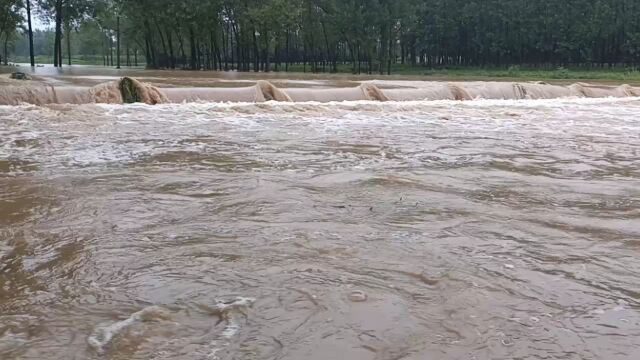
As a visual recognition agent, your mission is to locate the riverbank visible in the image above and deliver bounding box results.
[286,64,640,82]
[5,59,640,83]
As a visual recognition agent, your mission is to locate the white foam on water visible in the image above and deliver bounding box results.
[207,344,222,360]
[214,296,255,311]
[3,95,638,174]
[0,331,28,353]
[214,297,255,339]
[94,96,640,115]
[221,321,241,338]
[1,96,639,118]
[87,305,169,354]
[191,297,256,359]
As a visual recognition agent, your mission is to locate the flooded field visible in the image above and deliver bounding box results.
[1,68,640,360]
[3,64,639,88]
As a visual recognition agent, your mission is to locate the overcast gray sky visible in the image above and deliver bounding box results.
[32,19,48,30]
[22,8,52,30]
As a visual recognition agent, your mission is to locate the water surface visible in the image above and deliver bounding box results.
[1,98,639,359]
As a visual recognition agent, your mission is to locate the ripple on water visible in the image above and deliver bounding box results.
[1,97,639,359]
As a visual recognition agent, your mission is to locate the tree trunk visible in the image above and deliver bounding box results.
[212,30,222,71]
[210,32,216,70]
[196,39,202,69]
[410,35,416,66]
[54,27,58,66]
[321,21,332,73]
[3,34,8,65]
[143,20,155,67]
[109,35,113,66]
[221,23,229,71]
[346,40,357,74]
[166,29,175,68]
[232,24,239,71]
[53,0,63,67]
[274,32,280,71]
[66,25,71,66]
[174,27,186,67]
[116,15,121,69]
[387,23,393,75]
[263,29,270,72]
[252,29,260,72]
[155,20,169,67]
[144,37,152,67]
[379,25,387,75]
[58,34,63,66]
[26,0,35,66]
[189,26,197,70]
[285,28,289,71]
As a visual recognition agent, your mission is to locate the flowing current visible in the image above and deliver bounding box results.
[1,97,639,360]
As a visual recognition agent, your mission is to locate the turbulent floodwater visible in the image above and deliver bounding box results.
[1,98,640,360]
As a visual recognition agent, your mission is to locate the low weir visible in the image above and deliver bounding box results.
[1,77,639,105]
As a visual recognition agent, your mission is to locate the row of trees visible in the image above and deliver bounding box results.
[0,0,23,64]
[1,0,85,66]
[4,0,640,73]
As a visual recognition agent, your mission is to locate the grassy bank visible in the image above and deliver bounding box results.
[389,64,640,82]
[286,64,640,82]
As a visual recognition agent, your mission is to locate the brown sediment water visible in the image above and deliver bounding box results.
[515,82,573,99]
[456,82,524,100]
[0,80,125,105]
[162,84,267,103]
[382,83,472,101]
[0,77,168,106]
[1,73,640,359]
[257,80,293,101]
[568,83,640,98]
[119,76,168,105]
[282,84,380,102]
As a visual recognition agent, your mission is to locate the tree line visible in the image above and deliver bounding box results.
[3,0,640,73]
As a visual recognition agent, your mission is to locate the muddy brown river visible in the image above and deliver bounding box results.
[1,67,640,360]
